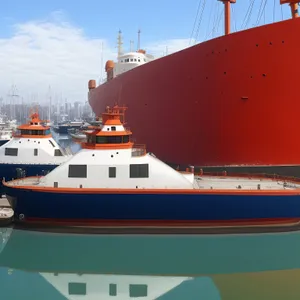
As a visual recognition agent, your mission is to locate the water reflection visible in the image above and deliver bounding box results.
[1,229,300,299]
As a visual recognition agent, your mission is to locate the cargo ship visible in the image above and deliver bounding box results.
[88,0,300,177]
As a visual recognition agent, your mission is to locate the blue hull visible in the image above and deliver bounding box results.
[0,164,58,195]
[4,186,300,226]
[0,140,9,146]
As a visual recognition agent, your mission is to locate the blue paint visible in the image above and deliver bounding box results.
[5,186,300,222]
[0,164,59,194]
[0,140,9,146]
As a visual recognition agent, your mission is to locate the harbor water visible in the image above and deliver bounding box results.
[1,132,299,299]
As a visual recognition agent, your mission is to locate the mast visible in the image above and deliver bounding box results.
[137,29,141,50]
[280,0,299,19]
[219,0,236,35]
[117,30,123,57]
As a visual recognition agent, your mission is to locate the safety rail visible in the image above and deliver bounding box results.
[195,170,300,184]
[131,144,146,157]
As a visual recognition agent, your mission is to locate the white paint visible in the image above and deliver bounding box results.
[113,52,155,77]
[101,125,127,132]
[41,273,191,300]
[0,136,71,165]
[38,148,194,189]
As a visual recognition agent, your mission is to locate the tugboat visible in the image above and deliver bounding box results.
[4,106,300,228]
[0,110,72,195]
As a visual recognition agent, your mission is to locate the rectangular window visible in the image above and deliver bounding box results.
[111,126,116,131]
[68,283,86,295]
[129,284,148,297]
[54,149,63,156]
[109,284,117,296]
[5,148,18,156]
[34,149,38,156]
[109,167,116,178]
[130,164,149,178]
[68,165,87,178]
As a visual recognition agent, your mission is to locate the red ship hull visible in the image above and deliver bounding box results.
[89,18,300,173]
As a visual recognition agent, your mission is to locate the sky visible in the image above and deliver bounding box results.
[0,0,293,104]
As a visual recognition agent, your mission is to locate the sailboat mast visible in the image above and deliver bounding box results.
[219,0,236,35]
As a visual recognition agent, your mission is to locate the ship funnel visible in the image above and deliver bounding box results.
[88,80,96,90]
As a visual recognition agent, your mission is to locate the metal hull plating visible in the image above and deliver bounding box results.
[5,187,300,226]
[89,18,300,169]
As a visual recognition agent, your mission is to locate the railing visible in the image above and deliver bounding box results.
[131,144,146,157]
[195,170,300,184]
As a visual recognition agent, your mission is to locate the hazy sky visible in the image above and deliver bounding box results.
[0,0,293,104]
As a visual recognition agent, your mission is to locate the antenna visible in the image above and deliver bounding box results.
[117,30,123,57]
[130,40,134,52]
[7,84,19,121]
[137,29,141,50]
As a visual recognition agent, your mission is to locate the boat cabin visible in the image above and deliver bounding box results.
[37,106,194,189]
[0,111,71,164]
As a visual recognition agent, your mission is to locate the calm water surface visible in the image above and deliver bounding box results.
[1,228,300,299]
[1,133,298,299]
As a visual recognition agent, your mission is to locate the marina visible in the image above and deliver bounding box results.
[2,105,300,232]
[2,1,300,298]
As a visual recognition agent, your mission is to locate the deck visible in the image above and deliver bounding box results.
[193,176,300,190]
[5,175,300,190]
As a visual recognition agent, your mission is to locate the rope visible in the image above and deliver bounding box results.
[256,0,268,26]
[194,0,207,43]
[189,0,202,45]
[241,0,255,29]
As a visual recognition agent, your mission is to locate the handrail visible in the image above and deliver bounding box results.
[195,170,300,184]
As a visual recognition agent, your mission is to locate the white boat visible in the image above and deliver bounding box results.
[0,110,72,195]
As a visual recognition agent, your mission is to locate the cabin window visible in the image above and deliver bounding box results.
[109,284,117,296]
[138,59,140,62]
[108,136,122,144]
[134,58,137,62]
[34,149,38,156]
[68,283,86,295]
[125,58,129,62]
[109,167,116,178]
[5,148,18,156]
[54,182,58,188]
[96,136,123,144]
[130,164,149,178]
[54,149,63,156]
[111,126,116,131]
[130,58,133,62]
[49,140,55,147]
[68,165,87,178]
[129,284,148,297]
[123,135,129,143]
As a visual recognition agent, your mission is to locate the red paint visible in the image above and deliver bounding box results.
[89,18,300,167]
